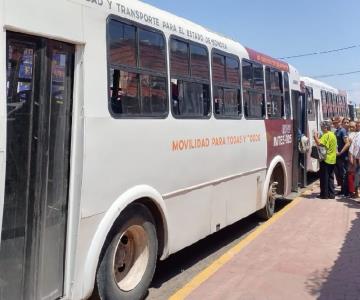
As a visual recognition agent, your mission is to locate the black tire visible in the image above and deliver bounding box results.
[96,203,158,300]
[257,181,276,220]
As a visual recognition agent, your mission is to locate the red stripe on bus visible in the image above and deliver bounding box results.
[246,47,289,72]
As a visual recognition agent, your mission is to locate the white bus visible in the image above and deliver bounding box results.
[300,77,348,173]
[0,1,301,299]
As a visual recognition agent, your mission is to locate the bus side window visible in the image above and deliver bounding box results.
[265,67,284,119]
[242,60,265,119]
[321,90,327,119]
[170,38,210,118]
[283,72,291,119]
[108,19,168,118]
[307,87,315,121]
[212,52,241,118]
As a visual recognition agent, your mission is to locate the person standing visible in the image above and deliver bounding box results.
[348,121,357,141]
[333,117,351,195]
[347,121,357,196]
[314,121,337,199]
[349,123,360,198]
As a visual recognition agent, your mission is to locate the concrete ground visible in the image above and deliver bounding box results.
[181,183,360,300]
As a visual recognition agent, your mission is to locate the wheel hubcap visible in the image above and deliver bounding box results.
[113,225,149,291]
[268,182,277,213]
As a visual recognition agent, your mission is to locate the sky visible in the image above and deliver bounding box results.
[143,0,360,104]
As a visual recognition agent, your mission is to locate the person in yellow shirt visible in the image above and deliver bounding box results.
[314,121,337,199]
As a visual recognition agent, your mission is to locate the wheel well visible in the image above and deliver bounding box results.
[135,198,165,258]
[100,198,165,264]
[272,163,285,195]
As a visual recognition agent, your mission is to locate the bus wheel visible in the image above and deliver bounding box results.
[257,181,277,220]
[96,203,158,300]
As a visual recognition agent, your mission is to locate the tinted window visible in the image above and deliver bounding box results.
[242,60,252,88]
[226,57,240,85]
[212,54,226,83]
[224,89,240,114]
[170,39,189,77]
[270,95,283,118]
[110,70,140,115]
[139,29,166,72]
[321,90,327,118]
[141,75,167,114]
[284,72,291,119]
[266,67,284,119]
[212,53,241,118]
[171,38,211,119]
[321,90,326,101]
[108,20,168,118]
[307,87,315,121]
[244,91,264,118]
[242,60,265,119]
[110,69,167,116]
[172,79,210,117]
[253,63,264,90]
[109,21,136,66]
[190,44,209,79]
[271,70,281,91]
[326,92,331,103]
[214,87,241,117]
[326,92,332,116]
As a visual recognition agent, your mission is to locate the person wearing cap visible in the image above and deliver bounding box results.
[333,116,351,195]
[314,121,337,199]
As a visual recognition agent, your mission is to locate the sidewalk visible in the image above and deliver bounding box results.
[183,183,360,300]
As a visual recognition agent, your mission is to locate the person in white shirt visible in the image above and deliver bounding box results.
[348,121,357,142]
[349,121,360,198]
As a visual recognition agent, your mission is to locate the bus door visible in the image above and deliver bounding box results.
[291,90,307,191]
[0,32,74,300]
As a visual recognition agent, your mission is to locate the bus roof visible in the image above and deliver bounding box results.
[301,76,339,94]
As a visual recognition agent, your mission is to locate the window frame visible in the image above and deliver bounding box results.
[241,58,266,120]
[169,35,211,119]
[106,15,169,119]
[212,49,242,120]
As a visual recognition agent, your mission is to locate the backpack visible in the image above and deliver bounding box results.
[298,135,310,154]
